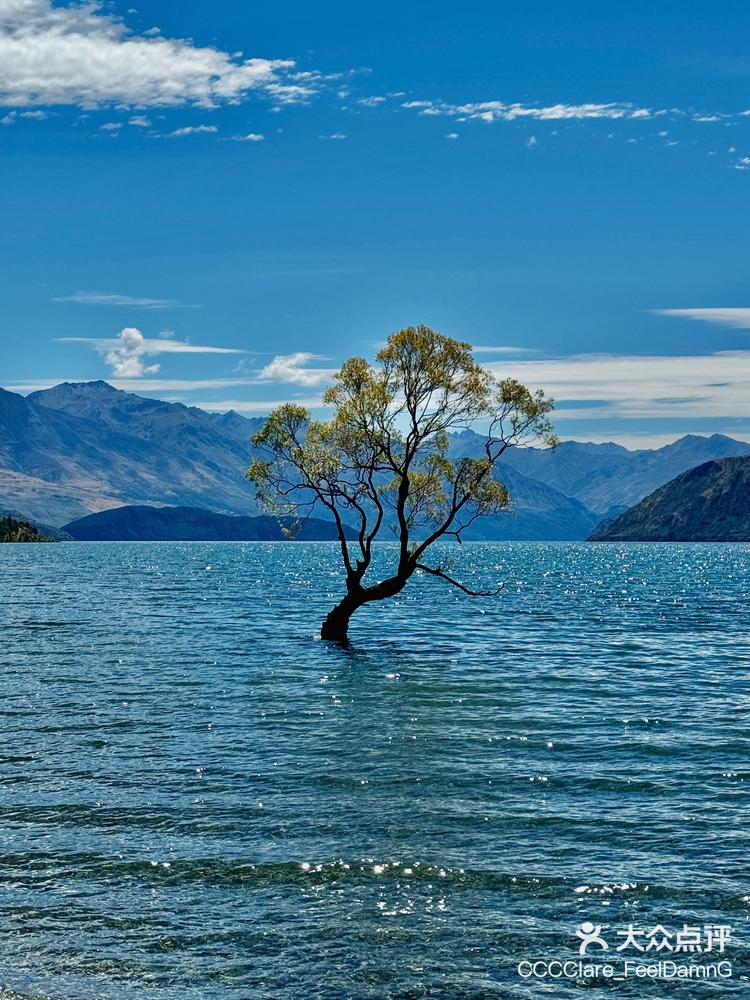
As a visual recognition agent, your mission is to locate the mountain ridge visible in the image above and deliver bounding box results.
[63,505,357,542]
[2,381,749,539]
[589,456,750,541]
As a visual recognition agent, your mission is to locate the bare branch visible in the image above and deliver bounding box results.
[415,562,504,597]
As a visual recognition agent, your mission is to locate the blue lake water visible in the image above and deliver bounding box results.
[1,541,749,998]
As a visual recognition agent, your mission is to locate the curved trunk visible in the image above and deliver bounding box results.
[320,573,412,642]
[320,594,363,642]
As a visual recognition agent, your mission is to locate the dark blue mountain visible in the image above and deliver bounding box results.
[590,455,750,541]
[64,505,355,542]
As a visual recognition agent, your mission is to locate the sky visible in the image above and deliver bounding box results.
[3,0,750,448]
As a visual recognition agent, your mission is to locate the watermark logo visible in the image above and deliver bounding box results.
[517,922,735,983]
[576,922,609,955]
[585,922,732,955]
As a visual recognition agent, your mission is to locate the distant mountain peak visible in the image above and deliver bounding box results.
[51,379,119,393]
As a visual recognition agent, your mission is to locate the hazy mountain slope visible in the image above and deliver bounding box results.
[63,506,356,542]
[449,429,750,512]
[1,383,263,522]
[589,456,750,541]
[484,436,632,499]
[578,434,750,512]
[0,467,113,525]
[445,435,601,539]
[459,465,602,540]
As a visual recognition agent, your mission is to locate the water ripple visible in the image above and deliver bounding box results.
[1,541,749,998]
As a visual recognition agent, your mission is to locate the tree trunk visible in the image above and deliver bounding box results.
[320,594,363,642]
[320,574,412,642]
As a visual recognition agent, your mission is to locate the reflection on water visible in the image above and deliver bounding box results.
[1,541,749,997]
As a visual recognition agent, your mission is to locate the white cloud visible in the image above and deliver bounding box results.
[654,308,750,329]
[471,345,537,355]
[319,132,346,140]
[484,350,750,421]
[402,98,655,123]
[445,132,459,140]
[128,114,150,127]
[102,327,160,377]
[169,124,217,137]
[526,135,538,148]
[58,327,246,378]
[0,1,321,109]
[232,131,264,142]
[358,95,386,107]
[5,376,262,393]
[200,396,328,413]
[52,290,191,309]
[258,352,336,386]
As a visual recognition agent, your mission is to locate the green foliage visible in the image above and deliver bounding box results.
[0,515,52,543]
[247,324,555,617]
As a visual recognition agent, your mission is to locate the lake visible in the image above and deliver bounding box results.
[1,542,749,998]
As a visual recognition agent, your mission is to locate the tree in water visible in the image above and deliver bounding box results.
[247,325,556,641]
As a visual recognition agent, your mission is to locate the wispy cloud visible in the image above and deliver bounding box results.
[59,327,245,378]
[231,132,265,142]
[654,308,750,330]
[52,291,195,309]
[471,345,537,355]
[198,396,329,413]
[4,377,261,394]
[402,99,656,123]
[169,125,218,138]
[485,350,750,421]
[0,1,323,109]
[9,345,750,438]
[258,352,337,386]
[1,108,48,123]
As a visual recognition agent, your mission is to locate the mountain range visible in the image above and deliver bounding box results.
[1,380,749,539]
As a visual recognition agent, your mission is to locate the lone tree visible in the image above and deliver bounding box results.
[248,325,555,641]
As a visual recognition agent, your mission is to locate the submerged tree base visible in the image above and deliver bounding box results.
[320,597,361,641]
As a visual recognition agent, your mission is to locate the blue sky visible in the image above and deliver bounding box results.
[3,0,750,447]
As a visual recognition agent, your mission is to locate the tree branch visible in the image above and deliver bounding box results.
[415,562,504,597]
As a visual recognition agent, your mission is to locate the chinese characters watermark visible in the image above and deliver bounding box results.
[517,921,735,983]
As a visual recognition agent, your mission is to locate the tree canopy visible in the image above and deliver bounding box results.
[0,515,52,543]
[248,325,556,640]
